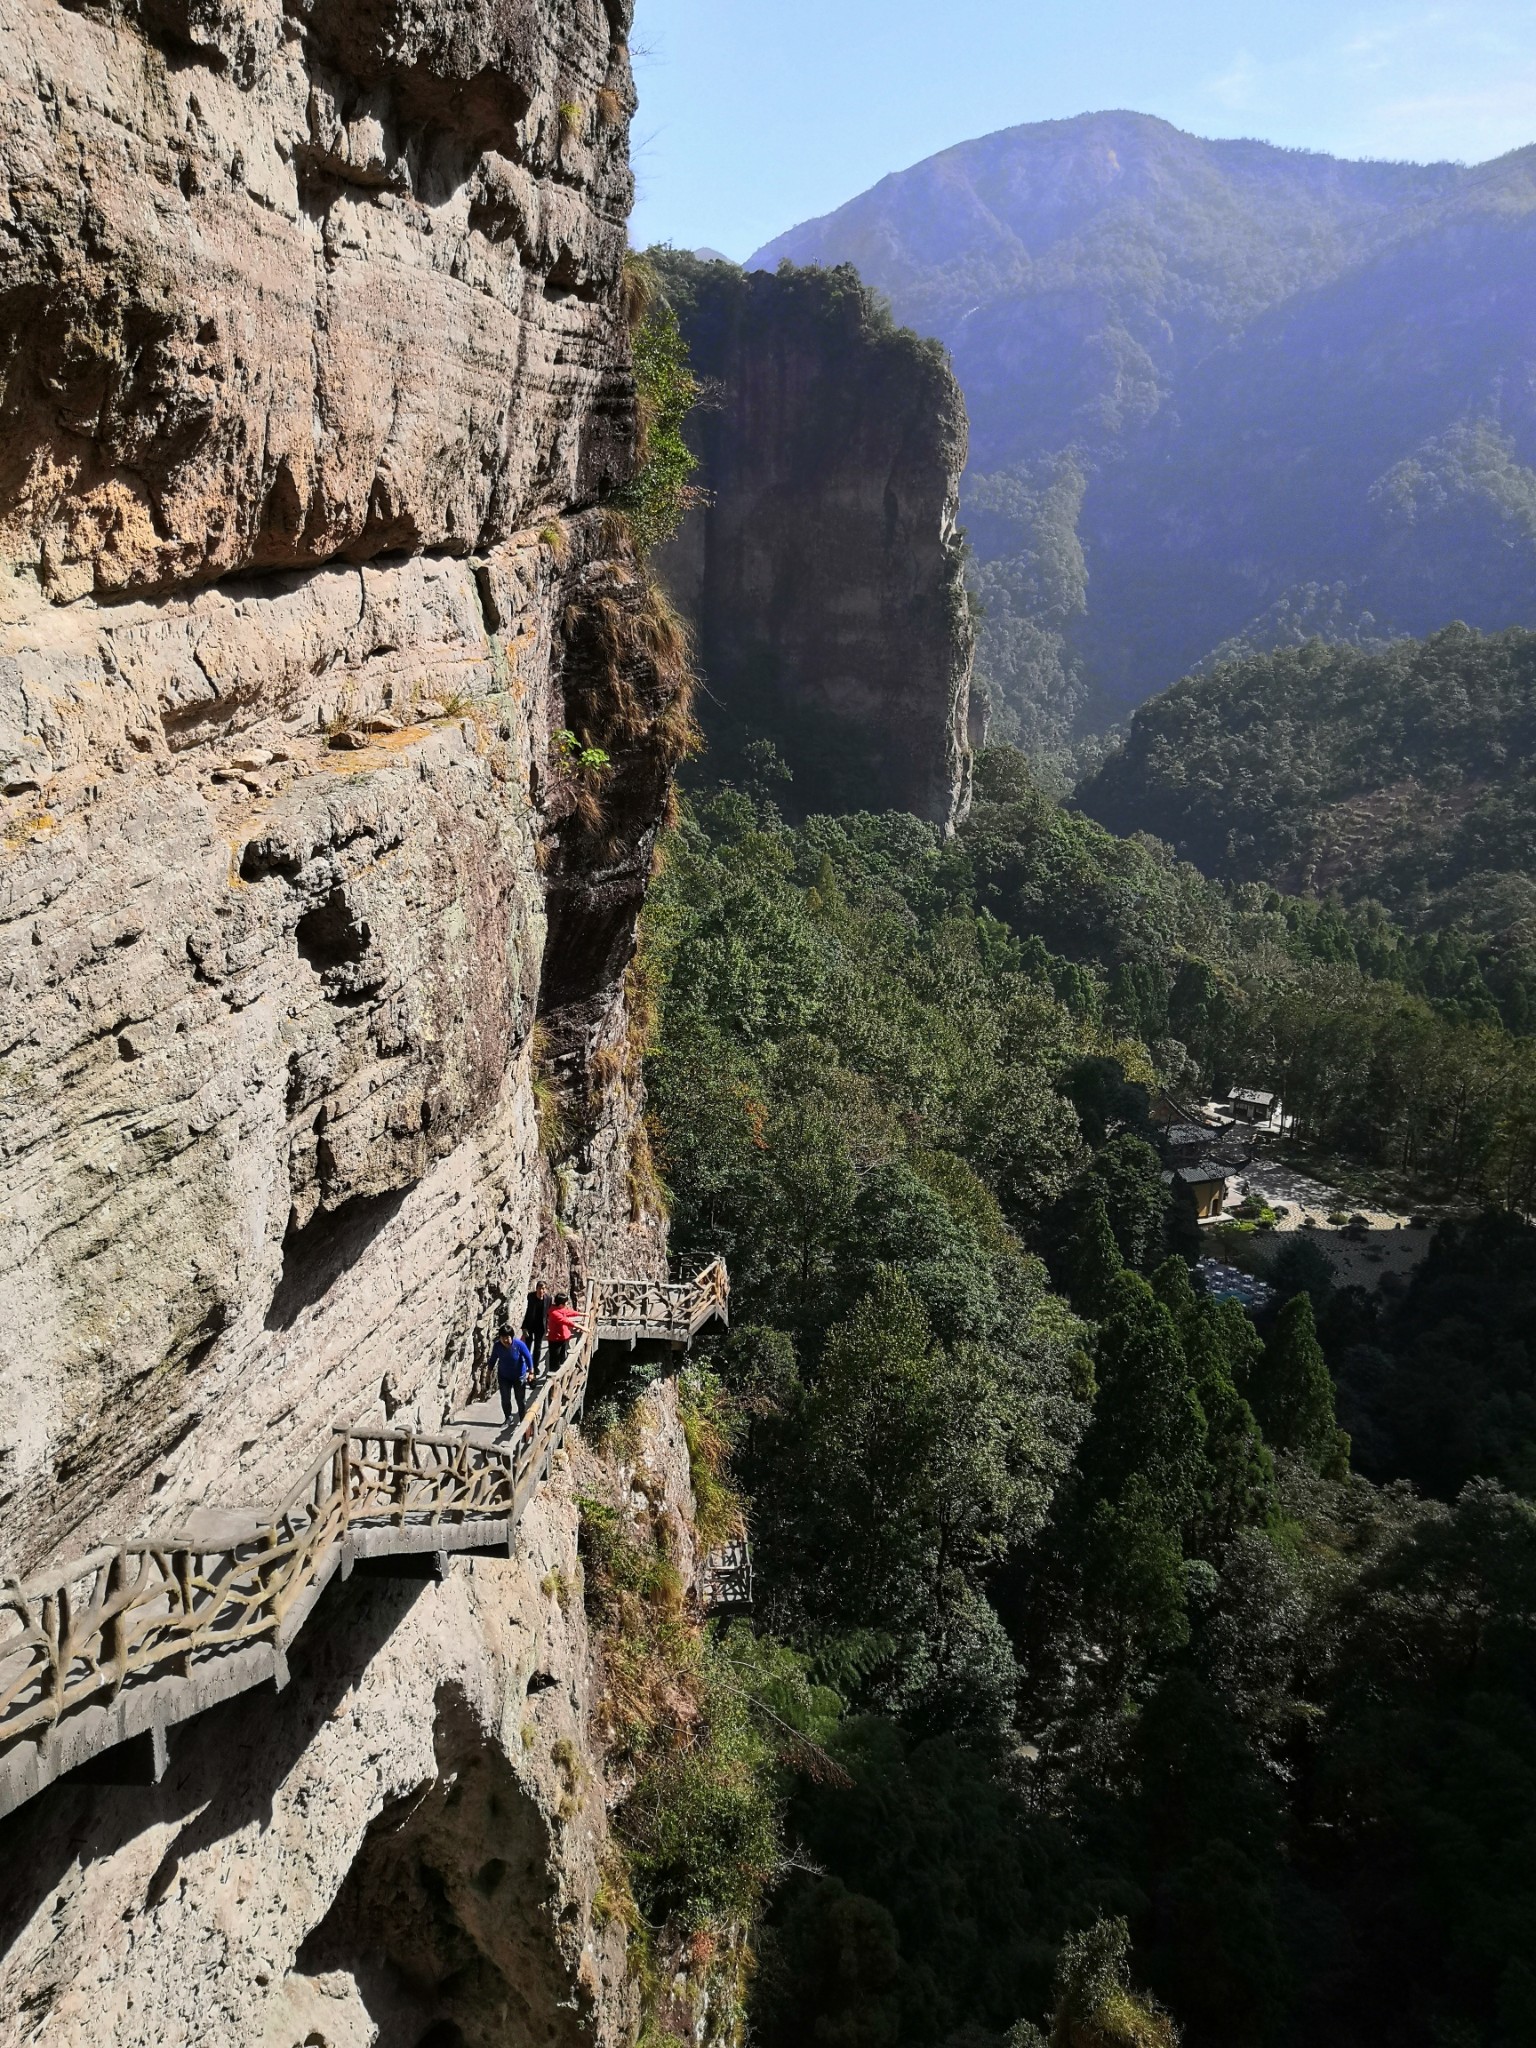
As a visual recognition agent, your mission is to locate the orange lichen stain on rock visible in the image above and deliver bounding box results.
[323,720,455,766]
[1,811,56,856]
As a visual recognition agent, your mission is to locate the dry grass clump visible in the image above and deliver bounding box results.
[625,939,662,1060]
[678,1370,743,1555]
[559,560,700,778]
[579,1497,701,1766]
[570,943,669,1222]
[621,252,657,334]
[627,1116,671,1225]
[593,1841,642,1933]
[568,771,607,834]
[530,1021,570,1159]
[589,1040,626,1095]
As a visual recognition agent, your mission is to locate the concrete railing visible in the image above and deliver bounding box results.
[0,1260,727,1821]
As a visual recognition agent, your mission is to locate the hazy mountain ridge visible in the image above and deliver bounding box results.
[1077,624,1536,1022]
[750,114,1536,749]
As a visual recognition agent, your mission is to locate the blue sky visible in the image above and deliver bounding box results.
[628,0,1536,258]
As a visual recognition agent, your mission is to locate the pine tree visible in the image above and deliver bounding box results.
[1151,1253,1199,1335]
[1069,1193,1124,1319]
[1183,1314,1278,1542]
[1085,1272,1210,1527]
[1252,1293,1343,1473]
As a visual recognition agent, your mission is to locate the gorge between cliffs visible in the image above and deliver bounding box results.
[7,8,1532,2048]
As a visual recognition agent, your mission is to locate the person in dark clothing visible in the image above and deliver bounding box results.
[522,1280,549,1377]
[545,1293,580,1375]
[491,1326,535,1428]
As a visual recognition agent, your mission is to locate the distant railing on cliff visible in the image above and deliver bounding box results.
[0,1259,728,1822]
[594,1258,731,1345]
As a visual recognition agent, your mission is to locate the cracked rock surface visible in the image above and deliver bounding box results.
[0,1383,702,2048]
[0,0,667,1579]
[0,0,637,603]
[0,6,686,2036]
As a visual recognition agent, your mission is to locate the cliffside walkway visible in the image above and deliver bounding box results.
[0,1259,729,1823]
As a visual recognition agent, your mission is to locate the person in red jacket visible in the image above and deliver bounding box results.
[545,1293,581,1375]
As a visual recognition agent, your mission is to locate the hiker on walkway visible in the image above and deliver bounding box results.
[522,1279,549,1377]
[491,1324,535,1428]
[545,1292,581,1375]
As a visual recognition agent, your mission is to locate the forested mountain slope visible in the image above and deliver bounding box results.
[640,751,1536,2048]
[1077,626,1536,1026]
[750,114,1536,748]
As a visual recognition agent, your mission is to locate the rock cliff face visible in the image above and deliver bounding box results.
[0,0,695,2035]
[651,255,976,830]
[0,1379,703,2048]
[0,0,682,1578]
[0,0,636,603]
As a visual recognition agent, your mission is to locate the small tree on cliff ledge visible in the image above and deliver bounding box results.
[617,255,704,554]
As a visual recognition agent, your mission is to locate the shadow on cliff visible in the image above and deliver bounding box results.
[267,1186,411,1330]
[0,1571,427,1955]
[295,1682,588,2048]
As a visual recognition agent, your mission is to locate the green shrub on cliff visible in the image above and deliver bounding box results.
[617,260,703,554]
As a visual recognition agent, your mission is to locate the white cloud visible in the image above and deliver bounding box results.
[1357,75,1536,160]
[1187,5,1536,164]
[1205,50,1261,110]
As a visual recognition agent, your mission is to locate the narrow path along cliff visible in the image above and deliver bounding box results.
[0,0,717,2040]
[0,1264,729,1824]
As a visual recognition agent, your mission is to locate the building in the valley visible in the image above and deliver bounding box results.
[1224,1086,1282,1130]
[1164,1122,1216,1158]
[1176,1161,1231,1219]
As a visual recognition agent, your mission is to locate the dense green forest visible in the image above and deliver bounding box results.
[1078,626,1536,1034]
[598,750,1536,2048]
[749,113,1536,749]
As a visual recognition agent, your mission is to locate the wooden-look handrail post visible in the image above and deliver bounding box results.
[44,1587,65,1727]
[335,1435,352,1528]
[259,1519,286,1638]
[172,1549,195,1678]
[392,1435,413,1526]
[103,1550,128,1699]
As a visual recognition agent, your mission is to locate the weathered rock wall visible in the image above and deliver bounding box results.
[0,1378,702,2048]
[651,253,977,830]
[0,0,636,601]
[0,0,679,1579]
[0,8,698,2038]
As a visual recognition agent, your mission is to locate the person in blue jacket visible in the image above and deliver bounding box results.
[490,1323,535,1429]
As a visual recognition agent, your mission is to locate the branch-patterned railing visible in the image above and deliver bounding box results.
[0,1259,727,1814]
[595,1257,730,1342]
